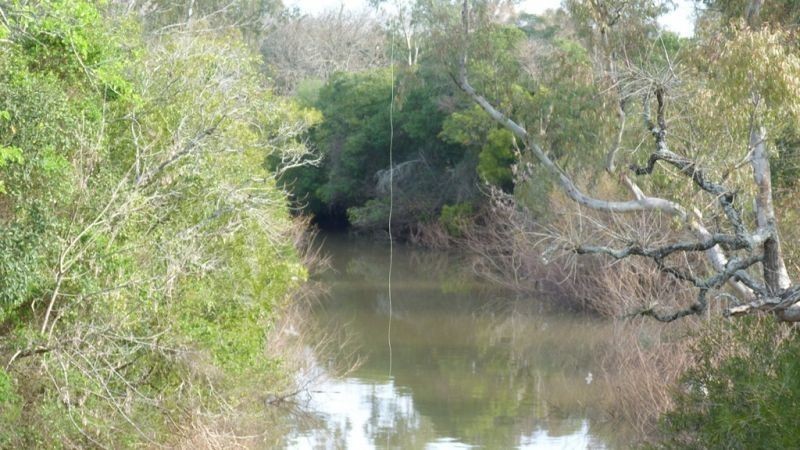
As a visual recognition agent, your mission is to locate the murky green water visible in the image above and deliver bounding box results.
[283,234,629,449]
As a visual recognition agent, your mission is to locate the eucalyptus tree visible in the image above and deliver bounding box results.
[696,0,800,25]
[454,0,800,321]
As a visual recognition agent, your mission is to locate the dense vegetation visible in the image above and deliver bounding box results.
[275,6,540,233]
[4,0,800,447]
[0,0,315,446]
[267,0,800,447]
[274,2,669,238]
[659,317,800,449]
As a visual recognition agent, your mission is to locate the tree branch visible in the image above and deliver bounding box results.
[575,233,749,261]
[633,90,750,239]
[455,1,686,219]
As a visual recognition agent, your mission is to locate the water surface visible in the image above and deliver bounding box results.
[283,235,626,449]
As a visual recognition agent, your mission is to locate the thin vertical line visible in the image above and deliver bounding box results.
[388,28,395,379]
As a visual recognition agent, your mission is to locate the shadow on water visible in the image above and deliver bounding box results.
[281,233,634,449]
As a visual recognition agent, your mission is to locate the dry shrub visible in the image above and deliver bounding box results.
[598,319,697,440]
[543,177,711,317]
[461,177,708,318]
[406,220,454,249]
[458,190,576,304]
[288,216,332,275]
[173,415,266,450]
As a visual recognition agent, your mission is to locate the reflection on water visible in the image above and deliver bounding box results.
[283,234,624,449]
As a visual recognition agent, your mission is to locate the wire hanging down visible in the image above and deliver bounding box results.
[387,30,395,378]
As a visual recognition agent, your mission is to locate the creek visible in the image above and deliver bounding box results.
[282,234,632,449]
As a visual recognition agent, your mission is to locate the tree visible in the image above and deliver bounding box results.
[280,62,480,233]
[696,0,800,27]
[454,0,800,321]
[261,7,388,93]
[123,0,282,45]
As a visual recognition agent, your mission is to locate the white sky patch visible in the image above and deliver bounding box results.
[286,0,696,37]
[659,0,696,37]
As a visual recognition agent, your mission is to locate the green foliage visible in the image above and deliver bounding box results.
[0,368,17,405]
[566,0,670,56]
[465,23,529,109]
[772,124,800,189]
[439,18,611,210]
[283,5,621,233]
[0,1,313,445]
[439,202,474,237]
[477,128,516,191]
[13,0,135,97]
[699,0,800,26]
[658,318,800,449]
[0,145,23,167]
[521,39,610,169]
[295,78,325,107]
[283,64,476,231]
[309,69,394,212]
[176,223,304,375]
[0,145,22,194]
[440,105,496,150]
[0,0,122,323]
[711,24,800,121]
[348,197,392,230]
[0,368,21,448]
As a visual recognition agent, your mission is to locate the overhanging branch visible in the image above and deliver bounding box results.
[455,0,686,219]
[453,0,800,321]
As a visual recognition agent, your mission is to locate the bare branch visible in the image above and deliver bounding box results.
[575,233,748,261]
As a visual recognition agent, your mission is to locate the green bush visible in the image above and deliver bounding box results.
[439,202,474,237]
[478,128,517,191]
[657,317,800,449]
[0,368,21,447]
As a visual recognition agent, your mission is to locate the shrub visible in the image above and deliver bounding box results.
[439,202,474,238]
[656,317,800,449]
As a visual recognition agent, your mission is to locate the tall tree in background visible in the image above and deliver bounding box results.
[261,7,388,93]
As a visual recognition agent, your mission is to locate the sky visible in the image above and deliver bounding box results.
[285,0,697,37]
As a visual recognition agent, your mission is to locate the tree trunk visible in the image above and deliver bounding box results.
[750,116,791,294]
